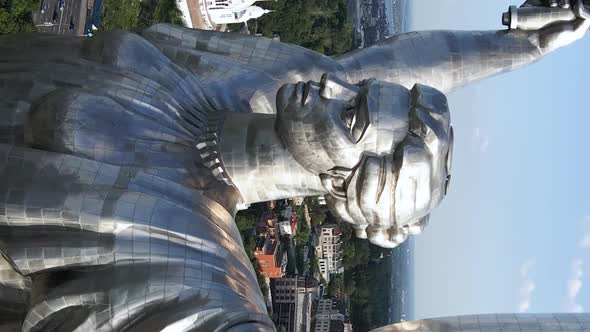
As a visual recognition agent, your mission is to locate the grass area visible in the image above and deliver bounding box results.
[100,0,184,31]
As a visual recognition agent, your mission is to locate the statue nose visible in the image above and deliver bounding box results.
[319,73,359,100]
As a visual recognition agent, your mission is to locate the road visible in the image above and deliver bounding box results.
[33,0,89,36]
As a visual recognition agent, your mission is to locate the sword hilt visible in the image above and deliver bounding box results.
[502,4,589,30]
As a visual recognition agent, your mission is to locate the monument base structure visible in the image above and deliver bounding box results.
[372,313,590,332]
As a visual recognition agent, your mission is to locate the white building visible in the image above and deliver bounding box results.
[200,0,274,28]
[176,0,274,31]
[278,220,292,235]
[278,207,297,236]
[317,225,343,282]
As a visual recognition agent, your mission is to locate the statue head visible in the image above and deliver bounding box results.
[276,73,411,173]
[276,74,454,248]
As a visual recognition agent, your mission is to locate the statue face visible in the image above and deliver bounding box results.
[276,73,411,174]
[277,75,454,248]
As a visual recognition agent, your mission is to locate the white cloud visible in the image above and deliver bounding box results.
[518,258,536,313]
[479,139,490,153]
[474,127,481,138]
[473,127,490,153]
[565,259,584,313]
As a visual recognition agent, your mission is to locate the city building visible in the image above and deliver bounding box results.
[255,212,286,278]
[318,225,344,282]
[177,0,273,30]
[278,207,298,236]
[175,0,211,29]
[271,276,320,332]
[372,313,590,332]
[292,197,304,206]
[255,236,286,279]
[208,6,271,25]
[314,298,348,332]
[199,0,273,28]
[257,212,278,237]
[279,220,293,235]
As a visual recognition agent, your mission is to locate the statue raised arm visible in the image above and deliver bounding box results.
[0,1,587,331]
[138,0,589,115]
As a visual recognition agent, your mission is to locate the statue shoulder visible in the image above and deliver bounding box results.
[141,24,343,77]
[0,143,271,331]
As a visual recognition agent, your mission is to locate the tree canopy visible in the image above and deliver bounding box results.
[0,0,37,34]
[100,0,184,31]
[338,222,394,331]
[236,0,353,56]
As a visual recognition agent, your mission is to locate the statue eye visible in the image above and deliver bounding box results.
[341,95,370,143]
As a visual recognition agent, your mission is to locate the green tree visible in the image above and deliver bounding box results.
[327,274,344,297]
[101,0,184,31]
[0,0,37,34]
[236,0,353,56]
[294,215,310,245]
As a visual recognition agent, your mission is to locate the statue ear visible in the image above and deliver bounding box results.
[319,167,352,201]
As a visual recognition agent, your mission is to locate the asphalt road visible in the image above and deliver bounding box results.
[33,0,88,36]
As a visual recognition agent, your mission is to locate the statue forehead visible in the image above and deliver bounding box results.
[410,83,449,112]
[352,81,450,162]
[364,80,449,115]
[365,80,411,120]
[361,80,411,153]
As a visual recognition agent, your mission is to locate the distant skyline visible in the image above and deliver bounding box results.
[408,0,590,319]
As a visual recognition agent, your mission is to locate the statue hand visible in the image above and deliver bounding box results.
[521,0,590,52]
[573,0,590,20]
[520,0,570,8]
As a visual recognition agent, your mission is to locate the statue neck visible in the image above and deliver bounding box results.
[216,112,326,205]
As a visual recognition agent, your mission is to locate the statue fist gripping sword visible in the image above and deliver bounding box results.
[0,1,587,330]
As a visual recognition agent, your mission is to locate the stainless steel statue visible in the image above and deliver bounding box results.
[0,0,588,330]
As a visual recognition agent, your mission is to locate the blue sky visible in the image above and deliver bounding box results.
[408,0,590,319]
